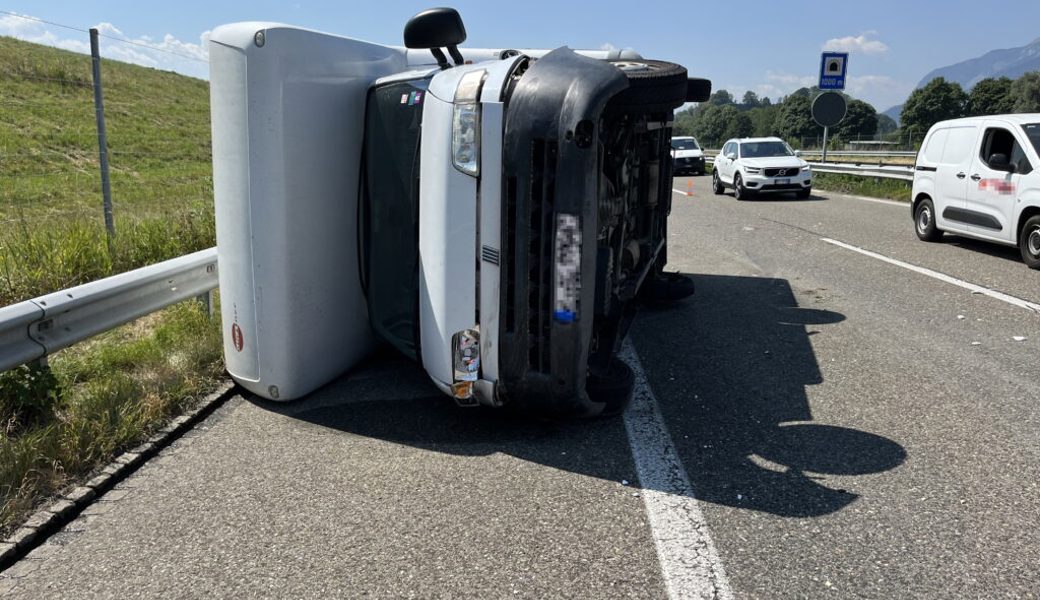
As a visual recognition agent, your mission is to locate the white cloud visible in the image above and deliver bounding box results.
[0,12,209,79]
[823,32,888,55]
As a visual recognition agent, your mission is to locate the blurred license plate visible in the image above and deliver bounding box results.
[776,178,790,185]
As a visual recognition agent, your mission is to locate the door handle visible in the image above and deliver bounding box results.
[956,172,966,179]
[970,174,982,181]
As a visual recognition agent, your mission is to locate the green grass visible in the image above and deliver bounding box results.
[813,172,912,202]
[0,35,214,305]
[0,299,224,534]
[0,37,225,534]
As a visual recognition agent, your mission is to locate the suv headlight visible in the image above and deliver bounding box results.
[452,70,486,177]
[554,214,581,324]
[801,164,812,171]
[744,166,762,174]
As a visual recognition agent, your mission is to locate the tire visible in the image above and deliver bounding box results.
[797,187,811,200]
[733,173,750,200]
[914,198,942,242]
[587,357,635,417]
[712,170,724,195]
[607,59,688,113]
[1020,215,1040,269]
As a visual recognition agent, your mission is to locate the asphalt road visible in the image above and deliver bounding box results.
[4,175,1039,598]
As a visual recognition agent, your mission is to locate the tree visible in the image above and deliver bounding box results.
[722,110,754,140]
[692,104,750,146]
[833,99,878,139]
[748,105,779,137]
[742,91,760,108]
[967,77,1014,116]
[775,94,816,143]
[1010,71,1040,112]
[760,96,772,107]
[900,77,968,135]
[707,89,734,106]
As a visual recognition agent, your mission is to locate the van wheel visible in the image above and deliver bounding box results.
[587,357,635,417]
[914,199,942,242]
[1020,215,1040,269]
[712,170,724,195]
[607,60,688,113]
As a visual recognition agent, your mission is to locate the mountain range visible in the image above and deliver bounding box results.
[883,38,1040,124]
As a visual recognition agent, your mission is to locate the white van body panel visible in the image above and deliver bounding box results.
[210,23,406,400]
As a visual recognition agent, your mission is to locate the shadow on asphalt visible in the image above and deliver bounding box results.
[631,274,905,517]
[943,233,1025,265]
[249,274,905,519]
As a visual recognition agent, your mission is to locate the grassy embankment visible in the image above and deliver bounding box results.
[0,36,224,534]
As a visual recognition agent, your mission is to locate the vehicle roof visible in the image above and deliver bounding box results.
[931,113,1040,129]
[731,137,784,144]
[672,136,698,140]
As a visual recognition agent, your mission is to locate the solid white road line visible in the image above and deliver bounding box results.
[621,341,734,600]
[672,188,692,195]
[831,193,906,208]
[821,237,1040,314]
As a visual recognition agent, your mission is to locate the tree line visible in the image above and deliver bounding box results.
[901,72,1040,136]
[676,71,1040,149]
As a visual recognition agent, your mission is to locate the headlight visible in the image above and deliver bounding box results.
[554,214,581,324]
[451,327,480,400]
[452,70,486,177]
[745,167,762,174]
[801,164,811,171]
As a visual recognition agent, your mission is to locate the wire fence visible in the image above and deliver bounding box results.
[0,22,214,305]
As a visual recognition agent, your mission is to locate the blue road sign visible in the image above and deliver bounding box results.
[819,52,849,90]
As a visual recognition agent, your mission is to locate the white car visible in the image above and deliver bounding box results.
[911,114,1040,269]
[711,137,812,200]
[671,136,705,175]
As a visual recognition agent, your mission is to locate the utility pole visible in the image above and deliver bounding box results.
[90,28,115,243]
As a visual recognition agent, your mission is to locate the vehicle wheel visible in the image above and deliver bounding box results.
[797,187,811,199]
[587,357,635,417]
[607,59,688,113]
[712,170,724,195]
[1020,215,1040,269]
[914,198,943,242]
[733,173,750,200]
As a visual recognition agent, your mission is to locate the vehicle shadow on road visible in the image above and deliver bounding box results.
[943,234,1024,265]
[631,273,906,517]
[248,275,904,519]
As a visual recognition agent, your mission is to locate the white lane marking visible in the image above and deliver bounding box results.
[821,237,1040,314]
[621,341,734,600]
[672,188,693,195]
[836,193,906,208]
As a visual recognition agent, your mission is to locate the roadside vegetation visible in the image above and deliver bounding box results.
[812,172,912,203]
[0,37,224,534]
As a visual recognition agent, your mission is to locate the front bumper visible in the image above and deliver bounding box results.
[742,169,812,192]
[673,156,705,173]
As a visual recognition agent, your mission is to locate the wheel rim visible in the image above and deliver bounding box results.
[1028,226,1040,257]
[613,61,653,73]
[735,175,743,196]
[713,171,719,189]
[917,206,932,234]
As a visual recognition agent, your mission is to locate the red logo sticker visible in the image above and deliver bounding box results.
[231,323,244,352]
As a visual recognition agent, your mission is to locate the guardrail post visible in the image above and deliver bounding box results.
[90,28,115,244]
[196,290,213,319]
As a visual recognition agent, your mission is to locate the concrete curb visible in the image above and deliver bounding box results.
[0,380,237,572]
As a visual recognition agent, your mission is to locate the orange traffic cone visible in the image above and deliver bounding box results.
[686,179,693,197]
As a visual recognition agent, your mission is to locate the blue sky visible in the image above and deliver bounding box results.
[3,1,1040,111]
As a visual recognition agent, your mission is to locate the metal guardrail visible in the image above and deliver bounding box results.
[0,247,218,373]
[702,156,914,182]
[705,149,917,158]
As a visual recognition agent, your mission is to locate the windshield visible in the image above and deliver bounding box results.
[740,141,794,158]
[1024,123,1040,156]
[672,138,700,150]
[361,78,429,360]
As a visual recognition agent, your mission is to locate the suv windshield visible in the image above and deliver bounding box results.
[361,78,429,360]
[740,141,794,158]
[672,139,700,150]
[1024,123,1040,156]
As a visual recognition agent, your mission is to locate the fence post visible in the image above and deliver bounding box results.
[90,28,115,243]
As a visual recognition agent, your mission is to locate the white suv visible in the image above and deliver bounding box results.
[712,137,812,199]
[911,114,1040,269]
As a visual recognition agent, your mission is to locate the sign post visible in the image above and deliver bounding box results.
[816,52,849,161]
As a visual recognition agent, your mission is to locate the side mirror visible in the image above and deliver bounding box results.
[794,150,803,157]
[404,7,467,67]
[726,152,737,161]
[988,153,1014,172]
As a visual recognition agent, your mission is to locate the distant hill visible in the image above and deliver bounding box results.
[916,38,1040,90]
[882,104,902,126]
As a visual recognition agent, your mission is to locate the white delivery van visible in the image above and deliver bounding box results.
[911,114,1040,269]
[670,136,705,175]
[210,8,710,416]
